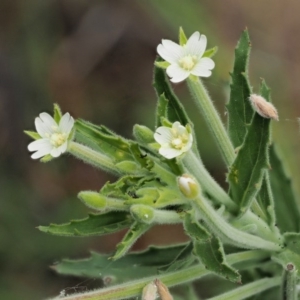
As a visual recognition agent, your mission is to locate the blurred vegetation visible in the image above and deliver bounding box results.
[1,0,300,299]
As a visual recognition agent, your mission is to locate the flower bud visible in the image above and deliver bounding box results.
[142,281,157,300]
[155,279,173,300]
[130,205,155,224]
[133,124,155,144]
[177,174,200,199]
[249,94,279,121]
[78,191,106,209]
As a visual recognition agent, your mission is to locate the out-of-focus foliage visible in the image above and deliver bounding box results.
[1,0,300,299]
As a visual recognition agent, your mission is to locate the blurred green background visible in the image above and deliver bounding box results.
[1,0,300,299]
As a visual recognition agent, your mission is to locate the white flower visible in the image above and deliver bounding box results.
[28,112,74,159]
[157,31,215,83]
[154,121,193,159]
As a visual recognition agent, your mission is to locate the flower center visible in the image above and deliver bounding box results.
[179,55,197,70]
[171,138,183,149]
[50,133,67,147]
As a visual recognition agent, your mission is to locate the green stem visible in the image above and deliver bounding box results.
[50,251,268,300]
[192,194,282,251]
[281,264,297,300]
[68,141,120,174]
[208,277,281,300]
[187,77,235,166]
[183,151,280,243]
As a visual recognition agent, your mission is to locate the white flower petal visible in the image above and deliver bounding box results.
[57,142,68,154]
[39,113,57,129]
[31,148,52,159]
[191,57,215,77]
[186,32,207,57]
[28,138,52,152]
[159,147,182,159]
[157,39,184,63]
[166,65,190,83]
[172,121,186,135]
[50,147,63,158]
[154,127,174,145]
[59,113,74,134]
[182,134,193,152]
[35,117,53,137]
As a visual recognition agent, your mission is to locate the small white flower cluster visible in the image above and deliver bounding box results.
[154,121,193,159]
[28,112,74,159]
[157,31,215,83]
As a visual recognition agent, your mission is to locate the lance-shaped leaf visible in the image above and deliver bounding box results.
[228,80,271,216]
[38,212,132,237]
[256,171,276,227]
[153,59,191,127]
[75,119,134,163]
[273,233,300,274]
[226,29,253,148]
[269,145,300,233]
[111,222,152,260]
[184,212,241,283]
[153,60,199,157]
[53,244,190,282]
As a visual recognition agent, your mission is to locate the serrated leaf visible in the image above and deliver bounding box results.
[228,80,271,216]
[24,130,41,140]
[38,212,132,237]
[272,233,300,273]
[194,237,241,283]
[75,119,134,162]
[111,222,151,260]
[53,244,190,282]
[227,29,253,148]
[203,46,218,58]
[155,93,169,127]
[183,211,241,283]
[269,145,300,233]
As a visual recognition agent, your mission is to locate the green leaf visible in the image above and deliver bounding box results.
[53,244,191,282]
[153,60,192,127]
[228,80,271,216]
[155,93,169,127]
[183,212,241,283]
[75,119,134,162]
[273,233,300,273]
[227,29,253,148]
[179,27,187,45]
[111,222,151,260]
[194,237,241,283]
[38,212,132,237]
[203,46,218,58]
[256,171,276,227]
[24,130,41,140]
[154,61,170,69]
[269,145,300,233]
[53,103,62,123]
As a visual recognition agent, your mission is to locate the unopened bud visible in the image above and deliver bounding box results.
[78,191,106,209]
[142,281,157,300]
[155,279,173,300]
[133,124,155,144]
[249,94,279,121]
[177,174,200,199]
[130,205,155,224]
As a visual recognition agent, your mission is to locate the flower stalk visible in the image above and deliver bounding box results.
[49,251,268,300]
[186,77,235,166]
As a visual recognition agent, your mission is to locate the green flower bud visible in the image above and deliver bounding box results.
[130,205,155,224]
[78,191,106,210]
[133,124,155,144]
[177,174,200,199]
